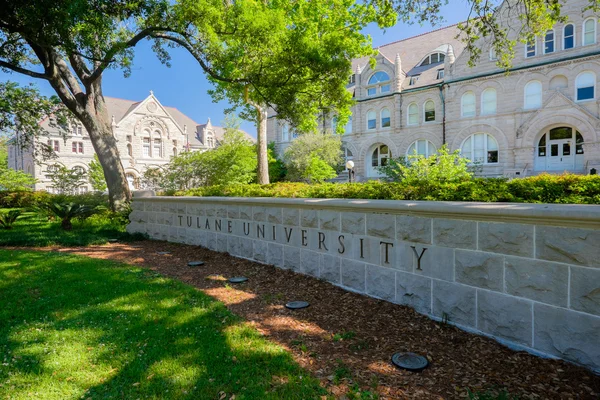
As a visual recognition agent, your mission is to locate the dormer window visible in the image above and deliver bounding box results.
[367,71,391,96]
[419,52,445,66]
[436,69,444,79]
[409,75,420,86]
[348,74,356,85]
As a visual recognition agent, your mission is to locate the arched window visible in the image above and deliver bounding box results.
[370,144,391,175]
[142,138,150,157]
[461,133,499,164]
[419,52,445,66]
[423,100,435,122]
[127,143,133,157]
[381,108,391,128]
[461,92,476,117]
[343,146,354,163]
[281,123,289,142]
[407,140,436,158]
[524,81,542,109]
[126,173,137,190]
[153,138,162,158]
[367,71,391,96]
[367,110,377,130]
[564,24,575,49]
[481,88,497,115]
[550,75,568,90]
[584,18,596,46]
[173,147,177,157]
[544,30,555,53]
[407,103,419,125]
[489,48,497,61]
[576,71,595,101]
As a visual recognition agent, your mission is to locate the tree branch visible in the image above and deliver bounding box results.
[0,59,49,80]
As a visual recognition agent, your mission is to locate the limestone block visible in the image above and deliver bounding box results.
[205,205,216,217]
[341,212,366,235]
[227,236,240,257]
[455,250,504,291]
[239,237,254,259]
[156,213,165,225]
[197,231,206,247]
[352,236,390,266]
[252,206,267,222]
[366,213,395,240]
[396,215,431,244]
[477,290,533,346]
[176,203,186,215]
[126,222,143,235]
[215,206,227,218]
[205,232,217,251]
[433,219,477,250]
[536,226,600,267]
[478,222,534,257]
[282,208,300,226]
[216,234,228,253]
[402,244,454,281]
[253,240,268,262]
[396,271,432,314]
[228,205,240,219]
[240,206,252,220]
[534,303,600,370]
[267,243,284,267]
[301,209,319,228]
[168,226,178,242]
[342,259,366,292]
[164,214,173,226]
[366,265,396,301]
[432,281,476,327]
[570,266,600,316]
[320,254,341,284]
[284,246,302,271]
[148,212,156,224]
[336,233,354,260]
[319,210,340,231]
[266,208,283,224]
[307,228,334,254]
[505,257,568,307]
[130,201,144,211]
[186,204,197,216]
[301,249,320,277]
[160,202,169,212]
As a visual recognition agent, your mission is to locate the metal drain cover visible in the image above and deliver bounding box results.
[187,261,205,267]
[228,277,248,284]
[285,301,310,310]
[391,352,429,372]
[107,239,118,243]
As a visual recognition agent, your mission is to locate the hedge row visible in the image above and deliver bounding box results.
[0,191,109,208]
[178,174,600,204]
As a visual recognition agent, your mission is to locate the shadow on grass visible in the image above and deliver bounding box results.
[0,250,325,400]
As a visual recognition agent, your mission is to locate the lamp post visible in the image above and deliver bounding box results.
[345,160,355,183]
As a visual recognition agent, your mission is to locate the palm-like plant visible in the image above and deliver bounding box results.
[44,202,99,231]
[0,210,22,229]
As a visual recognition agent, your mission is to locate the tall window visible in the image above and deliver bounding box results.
[72,142,83,154]
[367,71,391,96]
[489,48,498,61]
[143,138,150,157]
[173,147,177,157]
[524,81,542,109]
[526,40,536,57]
[461,92,476,117]
[407,139,436,158]
[436,69,444,80]
[72,125,77,135]
[153,139,162,157]
[584,18,596,45]
[424,100,435,122]
[371,145,391,168]
[127,143,133,156]
[47,140,59,152]
[481,88,497,115]
[576,71,596,101]
[461,133,499,164]
[544,30,555,53]
[380,108,391,128]
[407,103,418,125]
[367,110,376,130]
[344,115,352,134]
[282,123,289,142]
[564,24,574,49]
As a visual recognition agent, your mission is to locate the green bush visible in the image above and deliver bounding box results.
[178,174,600,204]
[0,209,21,229]
[0,191,108,209]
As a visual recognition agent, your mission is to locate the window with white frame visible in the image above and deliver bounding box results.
[409,75,420,86]
[47,140,60,152]
[489,48,498,61]
[461,133,499,164]
[544,30,555,53]
[576,71,596,101]
[526,39,536,57]
[564,24,575,49]
[461,92,476,117]
[153,139,162,157]
[407,103,418,125]
[381,108,391,128]
[281,123,289,142]
[584,18,596,45]
[524,80,543,109]
[367,110,377,130]
[71,141,84,154]
[367,71,391,96]
[424,100,435,122]
[407,139,436,158]
[419,52,445,66]
[436,69,444,80]
[481,88,497,115]
[142,138,150,157]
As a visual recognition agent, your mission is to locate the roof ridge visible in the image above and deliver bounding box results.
[376,22,464,50]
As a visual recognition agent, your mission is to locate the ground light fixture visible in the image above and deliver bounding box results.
[391,352,429,372]
[345,160,355,183]
[107,239,118,243]
[228,277,248,283]
[285,301,310,310]
[157,251,171,255]
[187,261,205,267]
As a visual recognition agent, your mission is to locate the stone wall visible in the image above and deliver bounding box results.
[128,195,600,372]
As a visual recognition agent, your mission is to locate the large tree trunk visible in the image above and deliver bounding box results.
[255,104,270,185]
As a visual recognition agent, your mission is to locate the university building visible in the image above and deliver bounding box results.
[267,0,600,180]
[8,92,243,192]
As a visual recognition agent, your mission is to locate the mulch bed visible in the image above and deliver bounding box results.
[44,241,600,399]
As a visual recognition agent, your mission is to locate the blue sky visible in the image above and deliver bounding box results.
[0,2,467,137]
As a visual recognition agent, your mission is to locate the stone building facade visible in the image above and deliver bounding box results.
[7,92,244,192]
[267,0,600,179]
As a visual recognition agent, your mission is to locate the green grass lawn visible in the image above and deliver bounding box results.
[0,209,141,247]
[0,250,325,399]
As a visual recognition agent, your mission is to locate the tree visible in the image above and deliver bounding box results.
[267,142,286,183]
[46,164,87,195]
[284,132,343,183]
[88,155,107,192]
[0,168,36,191]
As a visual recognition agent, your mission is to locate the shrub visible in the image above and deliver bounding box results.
[39,202,105,230]
[283,132,343,183]
[0,209,21,229]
